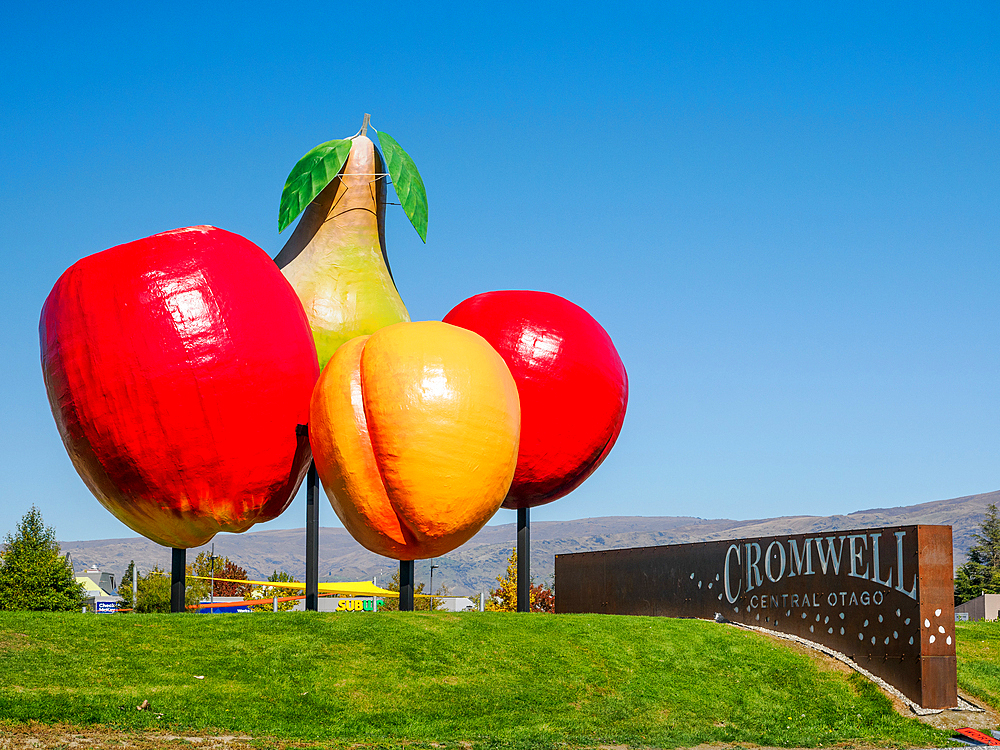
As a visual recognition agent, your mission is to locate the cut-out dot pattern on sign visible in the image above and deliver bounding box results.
[801,613,807,619]
[828,628,834,634]
[938,626,945,634]
[858,633,864,640]
[810,625,814,633]
[690,573,695,579]
[947,636,952,645]
[878,615,883,623]
[871,636,876,645]
[839,612,845,619]
[786,610,791,617]
[884,637,890,645]
[893,631,898,639]
[909,636,914,645]
[935,608,942,617]
[930,635,936,644]
[924,619,930,628]
[896,609,901,617]
[864,619,869,627]
[840,627,845,635]
[905,618,911,625]
[698,581,702,588]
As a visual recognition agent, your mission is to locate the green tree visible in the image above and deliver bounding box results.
[135,566,170,613]
[189,552,251,599]
[252,570,298,612]
[185,553,211,603]
[955,503,1000,605]
[379,568,445,611]
[127,554,254,613]
[0,506,84,612]
[117,560,136,610]
[135,566,200,613]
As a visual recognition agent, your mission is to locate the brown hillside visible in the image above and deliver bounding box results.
[60,489,999,596]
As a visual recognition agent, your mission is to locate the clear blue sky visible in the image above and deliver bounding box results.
[2,3,998,543]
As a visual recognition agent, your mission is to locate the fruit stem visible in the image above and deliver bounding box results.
[355,113,370,138]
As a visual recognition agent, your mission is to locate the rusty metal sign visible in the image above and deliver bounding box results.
[555,524,955,708]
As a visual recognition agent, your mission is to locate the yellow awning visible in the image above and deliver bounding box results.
[184,574,404,597]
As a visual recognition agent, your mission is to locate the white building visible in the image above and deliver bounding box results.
[955,594,1000,622]
[76,567,122,613]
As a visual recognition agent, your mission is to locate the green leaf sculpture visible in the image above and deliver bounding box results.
[278,138,353,233]
[375,130,428,243]
[273,114,425,371]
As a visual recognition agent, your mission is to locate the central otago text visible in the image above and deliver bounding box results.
[723,531,917,604]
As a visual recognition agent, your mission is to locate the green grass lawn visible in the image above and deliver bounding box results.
[956,619,1000,711]
[0,611,955,748]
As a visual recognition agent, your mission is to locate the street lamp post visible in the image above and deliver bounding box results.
[208,543,217,608]
[429,563,439,611]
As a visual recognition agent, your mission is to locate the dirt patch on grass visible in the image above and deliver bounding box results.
[910,692,1000,733]
[0,633,29,652]
[0,730,978,750]
[0,724,256,749]
[0,732,881,750]
[427,675,462,686]
[0,725,697,750]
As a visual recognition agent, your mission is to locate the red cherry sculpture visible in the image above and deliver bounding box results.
[40,226,320,548]
[444,290,627,509]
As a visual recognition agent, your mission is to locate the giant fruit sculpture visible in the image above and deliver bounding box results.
[444,290,628,509]
[40,226,320,548]
[309,321,520,559]
[274,114,427,369]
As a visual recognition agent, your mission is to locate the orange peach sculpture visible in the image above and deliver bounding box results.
[309,321,520,560]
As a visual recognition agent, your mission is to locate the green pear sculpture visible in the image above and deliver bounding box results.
[274,114,427,370]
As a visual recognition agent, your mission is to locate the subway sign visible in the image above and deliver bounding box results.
[555,525,955,708]
[334,597,384,612]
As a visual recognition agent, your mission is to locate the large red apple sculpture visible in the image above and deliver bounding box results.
[40,226,320,548]
[443,290,627,508]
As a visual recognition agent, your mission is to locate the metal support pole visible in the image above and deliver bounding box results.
[306,460,319,612]
[209,543,215,606]
[429,562,438,610]
[517,506,530,612]
[170,547,185,613]
[132,563,137,609]
[399,560,415,611]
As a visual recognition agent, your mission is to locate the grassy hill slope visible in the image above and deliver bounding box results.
[0,611,954,748]
[956,620,1000,712]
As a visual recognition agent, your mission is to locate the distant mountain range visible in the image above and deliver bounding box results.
[60,489,999,596]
